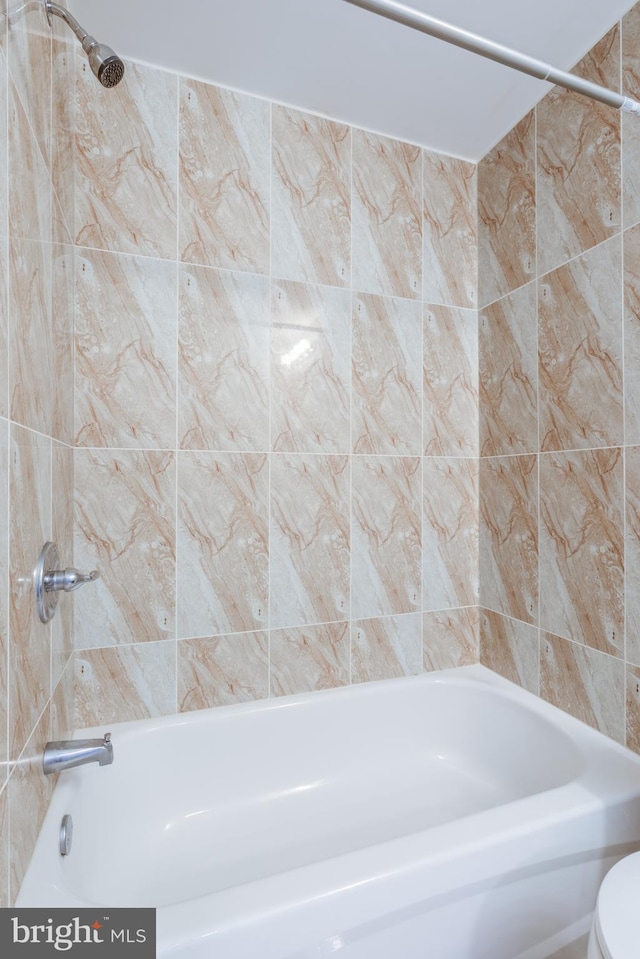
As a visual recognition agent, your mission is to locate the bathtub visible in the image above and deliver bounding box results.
[17,664,640,958]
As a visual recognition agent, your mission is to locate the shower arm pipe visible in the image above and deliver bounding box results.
[342,0,640,116]
[44,0,92,50]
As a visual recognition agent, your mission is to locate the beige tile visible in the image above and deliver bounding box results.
[0,40,7,241]
[0,787,7,907]
[539,237,623,452]
[423,458,478,610]
[272,106,350,287]
[478,112,535,307]
[537,27,621,275]
[272,280,350,454]
[479,608,539,694]
[52,441,73,690]
[50,244,74,445]
[75,249,177,449]
[353,292,422,455]
[423,305,478,457]
[74,449,176,648]
[0,421,7,784]
[9,424,51,762]
[624,224,640,446]
[424,607,479,672]
[479,283,537,456]
[50,659,74,743]
[352,456,421,619]
[75,643,177,727]
[8,75,51,244]
[271,454,349,629]
[179,79,269,274]
[626,447,640,666]
[423,152,477,308]
[480,455,538,625]
[177,452,268,638]
[541,631,624,742]
[270,622,349,697]
[7,4,51,169]
[539,449,623,656]
[626,664,640,753]
[352,130,421,299]
[178,632,269,711]
[51,39,74,244]
[76,61,178,258]
[8,706,54,905]
[179,265,270,452]
[623,4,640,231]
[352,614,422,683]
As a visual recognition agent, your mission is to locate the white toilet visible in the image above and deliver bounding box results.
[588,852,640,958]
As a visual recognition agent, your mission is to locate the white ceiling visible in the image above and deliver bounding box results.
[73,0,638,161]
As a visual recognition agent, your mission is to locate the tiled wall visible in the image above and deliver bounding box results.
[0,2,76,907]
[70,64,480,726]
[478,6,640,747]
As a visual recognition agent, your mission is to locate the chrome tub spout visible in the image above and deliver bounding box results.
[43,733,113,775]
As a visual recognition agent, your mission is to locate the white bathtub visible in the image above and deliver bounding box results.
[17,665,640,958]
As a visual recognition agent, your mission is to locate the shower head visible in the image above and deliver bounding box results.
[45,1,125,88]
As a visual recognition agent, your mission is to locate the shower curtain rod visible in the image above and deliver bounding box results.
[342,0,640,116]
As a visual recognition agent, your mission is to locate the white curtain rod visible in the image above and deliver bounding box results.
[343,0,640,116]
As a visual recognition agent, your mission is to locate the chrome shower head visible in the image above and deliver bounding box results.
[45,1,125,88]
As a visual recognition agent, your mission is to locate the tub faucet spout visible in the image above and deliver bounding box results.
[43,733,113,775]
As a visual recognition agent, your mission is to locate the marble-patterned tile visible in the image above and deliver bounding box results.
[75,643,177,727]
[0,421,7,785]
[75,249,177,449]
[0,238,6,419]
[352,292,422,454]
[626,447,640,666]
[626,664,640,754]
[0,787,7,907]
[478,112,535,307]
[76,61,177,259]
[623,4,640,231]
[423,305,478,457]
[179,79,269,274]
[178,632,269,711]
[51,441,73,690]
[7,1,51,169]
[51,244,74,446]
[351,613,422,683]
[624,224,640,446]
[423,152,477,308]
[423,607,479,672]
[179,265,269,452]
[423,458,478,610]
[479,608,539,694]
[270,622,349,697]
[351,456,421,620]
[51,39,74,244]
[74,449,176,648]
[0,38,7,241]
[271,454,349,629]
[9,424,51,762]
[8,706,54,905]
[352,129,421,300]
[50,658,74,744]
[272,106,350,288]
[537,27,621,275]
[9,238,55,437]
[539,449,623,656]
[272,280,350,454]
[177,452,268,638]
[541,631,624,743]
[539,237,622,451]
[8,75,51,243]
[479,283,538,456]
[479,455,538,624]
